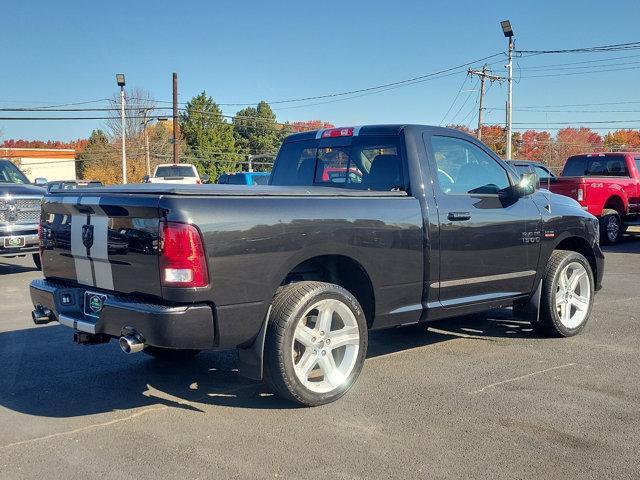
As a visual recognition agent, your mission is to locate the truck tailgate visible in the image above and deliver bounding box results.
[40,193,162,297]
[550,177,583,201]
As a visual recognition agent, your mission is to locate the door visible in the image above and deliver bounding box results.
[424,134,541,307]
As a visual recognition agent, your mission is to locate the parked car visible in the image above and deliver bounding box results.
[0,159,44,269]
[144,164,209,184]
[549,152,640,244]
[217,172,270,185]
[506,160,556,183]
[31,125,604,406]
[46,180,103,193]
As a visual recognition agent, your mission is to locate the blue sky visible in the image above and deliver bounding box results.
[2,0,640,141]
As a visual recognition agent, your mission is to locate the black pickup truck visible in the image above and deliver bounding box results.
[30,125,604,406]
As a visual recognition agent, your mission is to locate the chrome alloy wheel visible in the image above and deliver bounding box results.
[606,216,620,242]
[291,298,360,394]
[556,261,591,329]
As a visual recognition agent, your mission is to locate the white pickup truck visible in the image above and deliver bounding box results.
[144,164,208,184]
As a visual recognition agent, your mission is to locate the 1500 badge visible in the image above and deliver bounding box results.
[522,231,541,243]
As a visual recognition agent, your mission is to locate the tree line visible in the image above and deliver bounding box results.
[449,124,640,173]
[72,90,334,184]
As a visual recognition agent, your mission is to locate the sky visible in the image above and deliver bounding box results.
[2,0,640,141]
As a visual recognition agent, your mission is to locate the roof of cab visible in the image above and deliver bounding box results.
[282,124,472,143]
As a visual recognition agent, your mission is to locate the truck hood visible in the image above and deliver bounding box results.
[533,189,583,210]
[0,183,45,196]
[48,184,407,197]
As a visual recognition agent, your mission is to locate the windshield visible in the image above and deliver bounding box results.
[0,161,30,184]
[271,135,403,191]
[155,166,197,178]
[563,155,629,177]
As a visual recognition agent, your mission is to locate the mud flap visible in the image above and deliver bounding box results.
[237,306,271,381]
[512,279,542,325]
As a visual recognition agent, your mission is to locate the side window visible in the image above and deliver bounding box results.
[429,136,511,195]
[534,165,552,178]
[635,158,640,176]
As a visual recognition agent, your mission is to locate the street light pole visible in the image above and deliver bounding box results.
[116,74,127,183]
[506,36,514,159]
[501,20,515,159]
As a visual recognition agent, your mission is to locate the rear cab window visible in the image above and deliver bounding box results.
[271,134,405,191]
[563,155,630,177]
[155,166,197,177]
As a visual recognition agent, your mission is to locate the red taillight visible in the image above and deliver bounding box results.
[159,221,209,288]
[321,127,354,138]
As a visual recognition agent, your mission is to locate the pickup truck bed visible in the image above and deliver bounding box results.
[31,124,605,406]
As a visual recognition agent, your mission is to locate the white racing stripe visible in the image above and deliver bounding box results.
[89,215,114,290]
[70,214,94,286]
[81,197,114,291]
[68,197,115,289]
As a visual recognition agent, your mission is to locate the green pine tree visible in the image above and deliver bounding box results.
[180,92,239,181]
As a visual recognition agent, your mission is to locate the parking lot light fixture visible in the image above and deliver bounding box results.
[501,20,513,37]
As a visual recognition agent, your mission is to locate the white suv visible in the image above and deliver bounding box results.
[145,164,207,184]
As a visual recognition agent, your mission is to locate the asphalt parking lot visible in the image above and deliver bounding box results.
[0,233,639,480]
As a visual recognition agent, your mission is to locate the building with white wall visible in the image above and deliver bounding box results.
[0,148,76,182]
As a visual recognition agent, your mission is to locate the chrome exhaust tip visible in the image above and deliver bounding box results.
[119,333,145,354]
[32,307,53,325]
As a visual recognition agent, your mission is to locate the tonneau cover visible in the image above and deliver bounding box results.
[47,184,408,197]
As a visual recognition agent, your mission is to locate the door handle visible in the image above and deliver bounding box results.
[447,211,471,221]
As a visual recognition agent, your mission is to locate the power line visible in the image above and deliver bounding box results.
[521,64,640,78]
[517,41,640,55]
[440,75,469,125]
[515,53,640,70]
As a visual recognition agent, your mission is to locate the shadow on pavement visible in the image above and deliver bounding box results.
[601,231,640,255]
[0,259,39,274]
[0,309,537,416]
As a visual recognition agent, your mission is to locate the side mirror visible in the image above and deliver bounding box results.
[201,174,210,184]
[142,175,150,183]
[518,172,538,196]
[34,177,47,186]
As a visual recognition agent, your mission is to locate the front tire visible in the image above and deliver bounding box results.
[535,250,594,337]
[264,281,368,406]
[600,209,622,244]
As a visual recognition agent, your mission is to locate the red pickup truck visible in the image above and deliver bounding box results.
[551,152,640,244]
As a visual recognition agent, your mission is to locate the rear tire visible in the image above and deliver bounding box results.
[263,281,368,406]
[143,346,200,361]
[535,250,594,337]
[33,254,42,270]
[600,209,622,244]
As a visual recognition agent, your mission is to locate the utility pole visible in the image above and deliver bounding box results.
[501,20,515,159]
[172,72,179,164]
[467,64,503,141]
[141,109,151,176]
[116,74,127,183]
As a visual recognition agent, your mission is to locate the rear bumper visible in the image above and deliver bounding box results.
[30,279,216,350]
[0,232,39,257]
